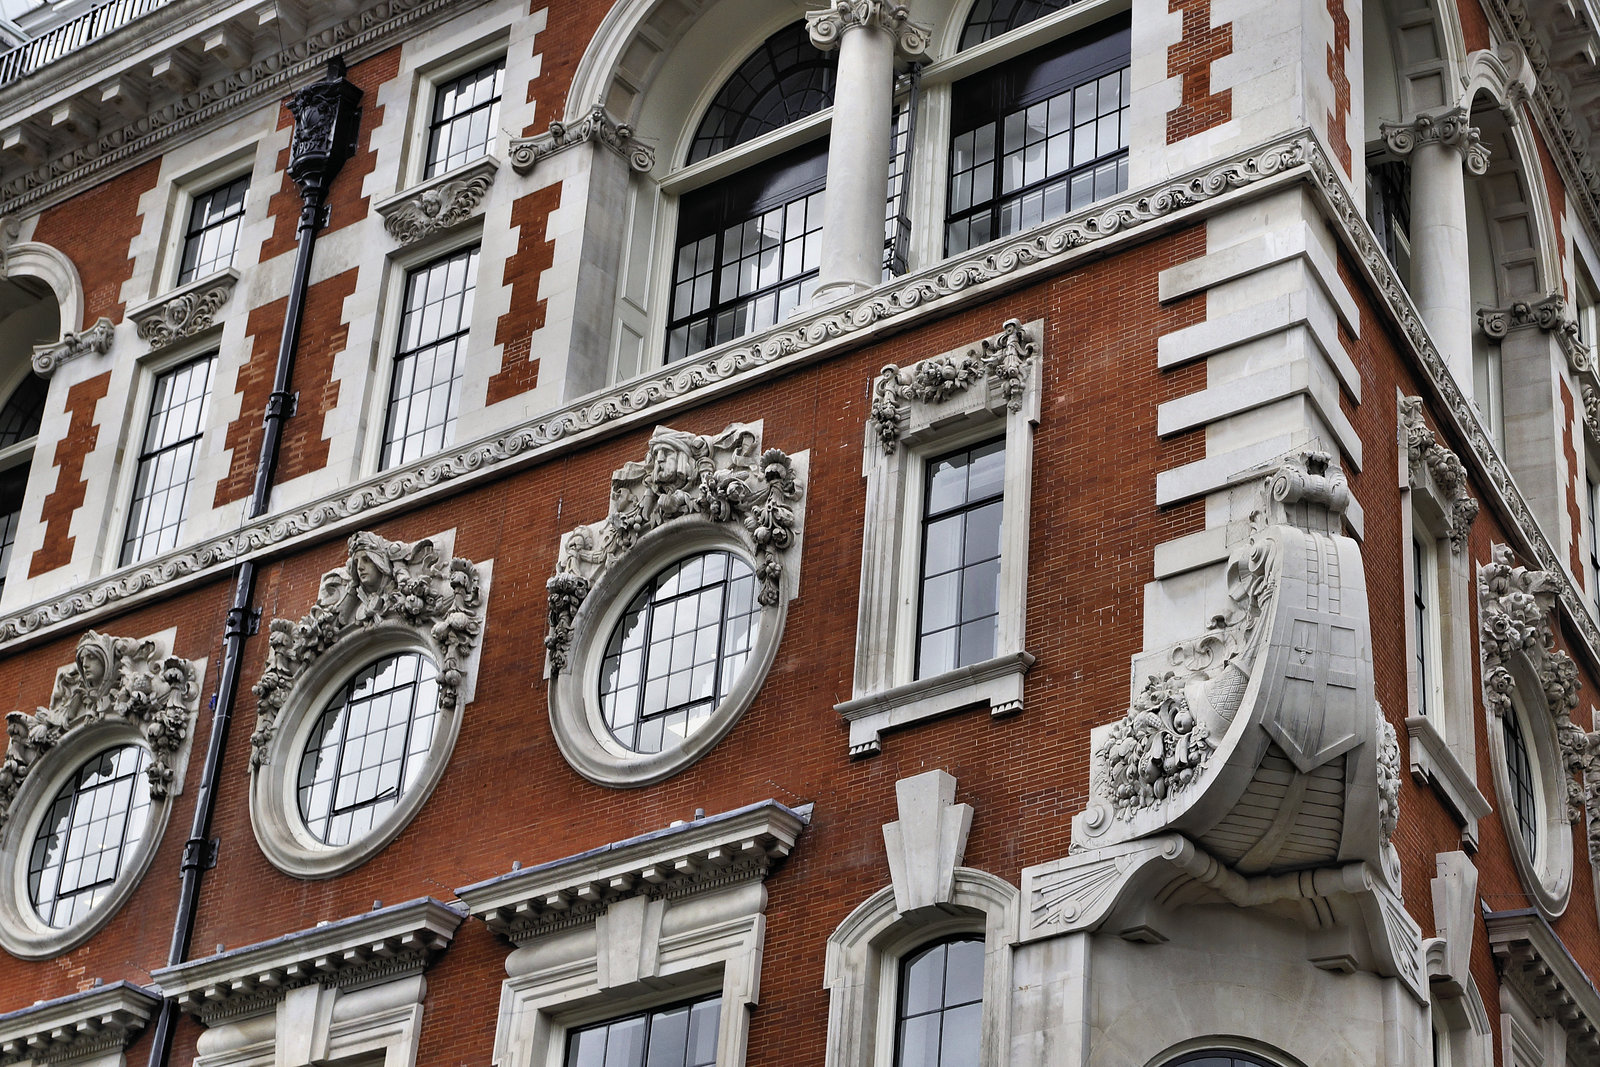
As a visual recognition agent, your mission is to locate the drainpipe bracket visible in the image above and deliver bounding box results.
[181,837,218,874]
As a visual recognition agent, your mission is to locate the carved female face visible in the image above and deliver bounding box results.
[77,650,108,690]
[352,552,385,591]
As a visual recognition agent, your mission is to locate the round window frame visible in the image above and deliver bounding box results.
[0,722,171,960]
[1484,651,1572,918]
[250,626,462,879]
[550,520,790,788]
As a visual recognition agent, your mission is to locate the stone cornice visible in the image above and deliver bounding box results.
[0,0,498,220]
[150,897,464,1026]
[456,800,810,945]
[127,268,237,350]
[375,156,497,245]
[0,982,161,1066]
[30,316,112,376]
[1486,908,1600,1062]
[508,105,655,175]
[1379,106,1490,174]
[805,0,931,59]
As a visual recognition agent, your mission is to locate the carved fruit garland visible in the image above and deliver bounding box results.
[250,531,485,767]
[869,319,1036,452]
[544,423,804,676]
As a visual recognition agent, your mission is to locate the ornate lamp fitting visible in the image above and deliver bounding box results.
[1380,106,1491,175]
[285,57,363,204]
[806,0,931,59]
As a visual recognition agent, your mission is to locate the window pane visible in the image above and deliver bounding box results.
[566,997,722,1067]
[179,175,250,284]
[425,58,505,177]
[28,745,151,928]
[918,441,1006,678]
[382,246,479,468]
[687,23,835,163]
[121,355,214,566]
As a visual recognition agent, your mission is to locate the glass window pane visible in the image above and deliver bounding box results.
[29,745,151,929]
[121,356,214,566]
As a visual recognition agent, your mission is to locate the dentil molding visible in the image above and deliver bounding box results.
[30,316,112,376]
[0,629,200,832]
[868,318,1036,451]
[1399,395,1480,552]
[129,269,237,350]
[376,157,497,245]
[250,531,485,767]
[805,0,931,58]
[1380,106,1491,175]
[508,104,656,175]
[0,982,162,1067]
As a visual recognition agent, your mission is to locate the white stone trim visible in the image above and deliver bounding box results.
[1485,908,1600,1063]
[1405,715,1491,848]
[374,156,499,246]
[248,530,491,879]
[0,628,202,960]
[126,268,238,351]
[458,801,809,1067]
[0,982,162,1067]
[3,240,86,354]
[838,319,1040,757]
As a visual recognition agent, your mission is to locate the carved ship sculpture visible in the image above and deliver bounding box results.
[1026,451,1421,999]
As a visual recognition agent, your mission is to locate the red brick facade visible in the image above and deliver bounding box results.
[488,182,561,404]
[1165,0,1233,143]
[28,371,110,578]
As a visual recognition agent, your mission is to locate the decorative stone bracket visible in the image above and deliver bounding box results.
[0,981,162,1067]
[0,630,200,832]
[509,104,655,176]
[1488,292,1600,448]
[250,531,485,767]
[1399,395,1480,552]
[1380,106,1491,174]
[31,316,112,375]
[544,422,804,676]
[869,318,1036,452]
[805,0,931,58]
[375,156,497,245]
[129,269,237,350]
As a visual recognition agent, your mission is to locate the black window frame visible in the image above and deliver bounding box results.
[1412,534,1433,717]
[893,935,986,1067]
[28,744,153,930]
[563,993,722,1067]
[915,437,1005,679]
[1503,696,1539,857]
[177,174,250,285]
[424,56,506,179]
[120,353,214,566]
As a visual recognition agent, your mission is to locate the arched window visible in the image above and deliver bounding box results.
[0,373,45,598]
[28,744,154,930]
[1161,1053,1281,1067]
[944,3,1131,255]
[894,937,984,1067]
[666,22,834,363]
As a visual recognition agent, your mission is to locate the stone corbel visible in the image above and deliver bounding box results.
[0,629,201,832]
[250,531,486,767]
[31,315,113,375]
[805,0,931,58]
[1380,106,1491,175]
[882,770,973,913]
[1475,293,1577,341]
[869,318,1037,452]
[1425,851,1478,999]
[375,156,498,245]
[127,268,237,350]
[508,104,655,176]
[1399,395,1480,552]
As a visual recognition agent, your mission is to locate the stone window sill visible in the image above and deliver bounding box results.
[1406,713,1490,850]
[835,651,1034,757]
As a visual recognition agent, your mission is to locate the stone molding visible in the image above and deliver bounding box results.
[882,770,973,914]
[868,318,1035,451]
[1398,396,1479,552]
[0,0,499,219]
[128,269,236,350]
[805,0,932,59]
[376,157,498,245]
[0,982,161,1066]
[1476,293,1576,339]
[30,316,112,376]
[0,630,199,832]
[508,104,655,176]
[150,897,464,1026]
[544,422,802,676]
[1485,908,1600,1060]
[250,531,485,767]
[1380,106,1491,175]
[456,799,809,945]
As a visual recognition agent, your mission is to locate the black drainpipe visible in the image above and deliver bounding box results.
[145,58,362,1067]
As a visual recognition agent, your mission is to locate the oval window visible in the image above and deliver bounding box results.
[599,551,762,754]
[29,744,153,930]
[296,651,440,846]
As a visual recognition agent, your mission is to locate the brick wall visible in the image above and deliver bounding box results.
[31,160,160,328]
[28,371,110,578]
[488,183,561,404]
[1165,0,1233,143]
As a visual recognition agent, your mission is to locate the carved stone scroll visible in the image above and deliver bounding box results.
[508,105,655,175]
[31,316,113,375]
[1399,395,1480,552]
[1380,106,1491,175]
[133,274,235,350]
[869,319,1037,452]
[250,531,485,767]
[545,423,803,676]
[377,157,496,245]
[1476,293,1578,341]
[805,0,931,58]
[0,630,199,830]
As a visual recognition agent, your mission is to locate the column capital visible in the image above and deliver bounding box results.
[1379,106,1490,175]
[1476,294,1576,340]
[806,0,931,59]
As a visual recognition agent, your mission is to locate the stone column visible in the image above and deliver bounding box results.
[1381,106,1490,386]
[806,1,929,304]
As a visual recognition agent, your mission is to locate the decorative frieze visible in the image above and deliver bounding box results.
[131,271,236,350]
[869,319,1036,452]
[250,531,484,766]
[1380,106,1491,175]
[545,423,803,675]
[805,0,931,58]
[30,315,112,375]
[508,104,655,175]
[376,157,497,245]
[1398,396,1479,552]
[0,630,199,830]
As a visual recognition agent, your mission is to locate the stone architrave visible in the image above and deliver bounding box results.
[250,531,485,766]
[0,630,200,830]
[544,423,803,676]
